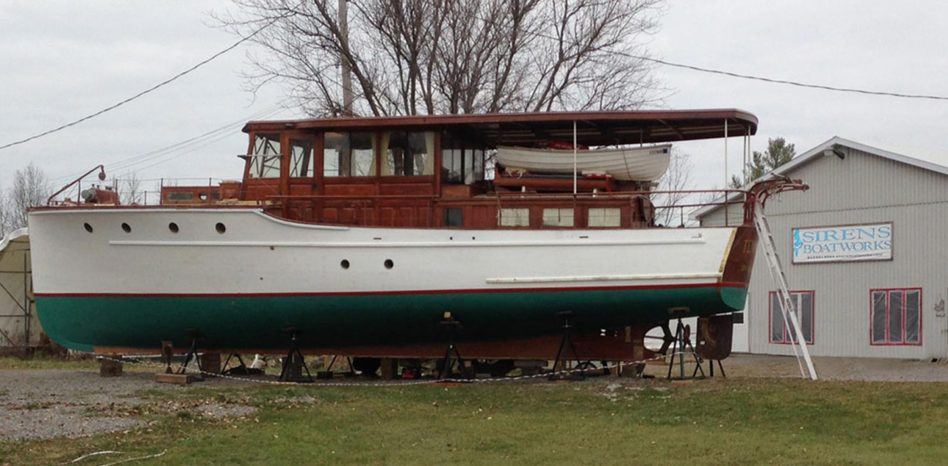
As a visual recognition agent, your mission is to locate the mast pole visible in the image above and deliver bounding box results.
[573,120,578,195]
[339,0,353,115]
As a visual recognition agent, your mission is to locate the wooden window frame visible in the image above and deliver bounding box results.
[322,131,379,179]
[869,287,922,346]
[286,132,318,181]
[586,206,623,228]
[498,207,531,228]
[541,207,575,228]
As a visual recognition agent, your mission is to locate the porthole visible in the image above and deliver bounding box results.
[384,259,394,269]
[121,223,131,233]
[215,222,226,234]
[168,222,179,233]
[83,223,93,233]
[341,259,350,269]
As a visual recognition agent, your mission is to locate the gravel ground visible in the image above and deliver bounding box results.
[718,353,948,381]
[0,369,256,442]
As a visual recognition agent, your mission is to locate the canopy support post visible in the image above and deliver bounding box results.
[724,119,729,188]
[572,120,578,195]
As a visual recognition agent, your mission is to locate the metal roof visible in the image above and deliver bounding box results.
[242,109,758,146]
[693,136,948,219]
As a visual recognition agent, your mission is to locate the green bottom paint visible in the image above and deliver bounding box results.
[36,286,746,352]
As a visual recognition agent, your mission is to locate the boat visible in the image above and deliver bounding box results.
[27,109,802,368]
[496,144,672,181]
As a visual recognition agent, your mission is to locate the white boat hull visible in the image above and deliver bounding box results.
[27,208,749,352]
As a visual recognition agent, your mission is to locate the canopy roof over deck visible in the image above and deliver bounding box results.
[242,109,757,146]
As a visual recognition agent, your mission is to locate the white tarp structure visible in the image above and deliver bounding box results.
[0,228,41,349]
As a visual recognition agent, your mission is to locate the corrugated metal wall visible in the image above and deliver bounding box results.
[702,146,948,359]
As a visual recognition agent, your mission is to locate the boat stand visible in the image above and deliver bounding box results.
[549,311,584,381]
[177,331,205,379]
[666,319,705,380]
[324,355,357,378]
[161,340,174,374]
[279,327,313,383]
[438,312,470,380]
[221,353,248,374]
[707,358,726,378]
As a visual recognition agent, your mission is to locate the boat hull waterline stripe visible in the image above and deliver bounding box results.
[34,280,746,299]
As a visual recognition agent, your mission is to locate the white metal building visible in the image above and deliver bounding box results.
[696,137,948,359]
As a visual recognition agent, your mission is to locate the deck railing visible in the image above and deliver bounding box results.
[44,172,748,228]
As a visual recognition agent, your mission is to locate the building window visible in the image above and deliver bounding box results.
[588,207,621,227]
[383,131,435,176]
[248,133,281,178]
[324,132,376,177]
[769,290,815,345]
[871,288,921,345]
[443,208,463,228]
[542,208,574,227]
[499,208,530,227]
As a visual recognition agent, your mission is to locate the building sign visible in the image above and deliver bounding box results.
[792,223,893,264]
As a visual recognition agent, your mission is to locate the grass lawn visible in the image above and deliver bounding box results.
[4,375,948,465]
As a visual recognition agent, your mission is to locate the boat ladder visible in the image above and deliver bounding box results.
[753,202,818,380]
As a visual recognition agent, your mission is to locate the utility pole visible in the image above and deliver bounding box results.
[339,0,354,116]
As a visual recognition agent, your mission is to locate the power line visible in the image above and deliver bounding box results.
[628,54,948,101]
[11,6,943,159]
[0,16,284,152]
[473,12,948,102]
[50,103,288,183]
[105,105,287,173]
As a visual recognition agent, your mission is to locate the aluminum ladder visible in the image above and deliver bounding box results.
[753,202,818,380]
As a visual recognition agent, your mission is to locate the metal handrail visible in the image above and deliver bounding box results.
[46,165,105,206]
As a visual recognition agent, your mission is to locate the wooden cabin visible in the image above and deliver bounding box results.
[161,110,758,229]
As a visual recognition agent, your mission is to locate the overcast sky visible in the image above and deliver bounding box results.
[1,1,945,194]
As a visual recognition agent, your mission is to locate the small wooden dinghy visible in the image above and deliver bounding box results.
[497,144,672,181]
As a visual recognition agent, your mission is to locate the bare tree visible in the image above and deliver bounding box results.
[218,0,663,116]
[117,172,144,205]
[7,163,51,230]
[652,149,693,226]
[0,188,8,237]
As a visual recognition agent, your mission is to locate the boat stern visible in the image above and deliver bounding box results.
[718,224,758,311]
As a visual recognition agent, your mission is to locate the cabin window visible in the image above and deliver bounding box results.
[383,131,434,176]
[289,139,314,178]
[499,208,530,227]
[248,133,282,178]
[871,288,921,345]
[470,148,486,182]
[167,192,194,201]
[442,133,487,184]
[443,148,463,183]
[587,208,621,227]
[769,291,814,345]
[542,208,574,227]
[324,132,376,177]
[443,208,463,227]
